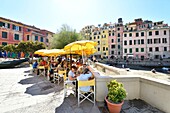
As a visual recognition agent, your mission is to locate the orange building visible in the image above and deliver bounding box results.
[0,17,54,47]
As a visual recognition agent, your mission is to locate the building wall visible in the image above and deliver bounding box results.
[146,28,170,59]
[0,17,54,46]
[80,18,170,60]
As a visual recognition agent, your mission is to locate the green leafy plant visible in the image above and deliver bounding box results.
[107,80,127,103]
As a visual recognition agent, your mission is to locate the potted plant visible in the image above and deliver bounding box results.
[105,80,127,113]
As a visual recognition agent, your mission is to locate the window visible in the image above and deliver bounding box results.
[111,45,115,48]
[19,26,21,31]
[154,38,161,44]
[141,39,144,44]
[149,47,152,52]
[98,41,100,44]
[124,41,127,45]
[106,47,108,51]
[40,37,44,42]
[162,38,167,43]
[164,47,167,51]
[164,30,166,35]
[103,31,105,33]
[147,39,152,44]
[136,48,139,52]
[155,31,159,35]
[129,48,132,53]
[117,33,120,37]
[98,36,100,39]
[27,29,31,32]
[109,33,111,36]
[98,48,100,51]
[141,48,144,52]
[90,37,92,40]
[35,36,38,41]
[103,47,105,51]
[134,40,136,45]
[46,39,49,43]
[112,32,114,36]
[124,49,127,53]
[0,22,10,28]
[155,47,159,51]
[98,32,101,35]
[129,33,132,37]
[111,51,114,54]
[94,36,96,39]
[2,32,7,38]
[7,23,10,28]
[124,34,127,37]
[12,25,20,31]
[149,31,152,36]
[27,35,30,40]
[118,38,120,42]
[138,40,140,44]
[14,34,19,40]
[136,33,139,37]
[0,21,5,27]
[117,28,120,31]
[111,39,114,43]
[118,45,120,49]
[118,52,120,55]
[141,32,144,36]
[2,42,7,46]
[129,40,132,45]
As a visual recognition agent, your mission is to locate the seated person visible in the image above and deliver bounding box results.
[68,66,77,81]
[32,60,38,69]
[37,59,47,75]
[77,68,92,92]
[48,61,56,81]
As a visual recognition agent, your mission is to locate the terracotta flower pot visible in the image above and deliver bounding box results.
[105,97,124,113]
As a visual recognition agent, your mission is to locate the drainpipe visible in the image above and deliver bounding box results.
[145,29,148,59]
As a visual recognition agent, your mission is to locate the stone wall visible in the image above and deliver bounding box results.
[89,62,170,113]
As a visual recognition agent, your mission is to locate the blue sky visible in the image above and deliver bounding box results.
[0,0,170,33]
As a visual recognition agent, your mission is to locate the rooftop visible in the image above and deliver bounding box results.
[0,17,54,34]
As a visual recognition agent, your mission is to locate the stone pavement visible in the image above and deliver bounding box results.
[0,66,165,113]
[0,67,100,113]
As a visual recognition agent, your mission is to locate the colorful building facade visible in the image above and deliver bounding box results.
[80,18,170,59]
[0,17,54,47]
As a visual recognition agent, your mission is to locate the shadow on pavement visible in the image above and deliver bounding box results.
[19,73,64,96]
[18,75,43,85]
[24,70,31,73]
[55,95,99,113]
[24,82,60,96]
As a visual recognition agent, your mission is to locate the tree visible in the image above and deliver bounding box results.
[0,45,4,51]
[49,24,83,49]
[26,41,45,59]
[3,44,13,52]
[17,41,28,53]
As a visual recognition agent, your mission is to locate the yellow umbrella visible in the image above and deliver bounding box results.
[64,40,97,52]
[34,49,49,56]
[64,40,97,63]
[42,49,78,56]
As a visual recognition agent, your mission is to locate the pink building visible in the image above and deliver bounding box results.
[123,19,170,59]
[108,18,124,59]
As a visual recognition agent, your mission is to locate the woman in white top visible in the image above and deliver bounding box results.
[68,66,77,81]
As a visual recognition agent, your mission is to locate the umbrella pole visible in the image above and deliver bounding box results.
[82,50,84,64]
[70,54,72,69]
